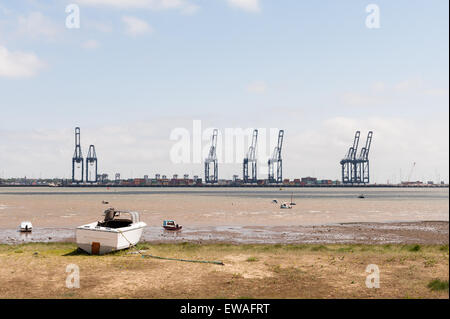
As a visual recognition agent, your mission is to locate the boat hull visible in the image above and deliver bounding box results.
[163,226,182,231]
[76,221,146,255]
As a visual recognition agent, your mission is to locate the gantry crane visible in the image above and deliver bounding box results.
[205,129,218,184]
[356,131,373,184]
[243,129,258,184]
[268,130,284,184]
[340,131,360,184]
[86,145,98,183]
[72,127,84,183]
[407,162,416,183]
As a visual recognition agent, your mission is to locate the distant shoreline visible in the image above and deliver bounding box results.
[0,184,448,188]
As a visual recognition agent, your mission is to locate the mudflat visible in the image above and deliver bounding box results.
[0,187,448,228]
[1,221,448,245]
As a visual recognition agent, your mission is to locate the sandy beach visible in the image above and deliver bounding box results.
[0,242,448,299]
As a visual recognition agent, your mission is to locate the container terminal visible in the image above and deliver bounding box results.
[0,127,447,188]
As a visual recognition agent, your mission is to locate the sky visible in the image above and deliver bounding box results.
[0,0,448,183]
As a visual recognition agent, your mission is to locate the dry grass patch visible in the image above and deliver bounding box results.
[0,243,448,299]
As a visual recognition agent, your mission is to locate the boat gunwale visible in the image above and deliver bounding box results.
[76,221,146,233]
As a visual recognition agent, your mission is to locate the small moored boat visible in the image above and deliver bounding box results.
[280,203,292,209]
[163,220,182,231]
[76,208,146,255]
[20,221,32,232]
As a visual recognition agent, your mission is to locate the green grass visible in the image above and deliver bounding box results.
[0,242,446,258]
[427,279,449,291]
[408,244,421,252]
[310,245,328,251]
[246,257,259,262]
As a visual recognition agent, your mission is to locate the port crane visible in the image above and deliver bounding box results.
[86,145,98,183]
[407,162,416,182]
[72,127,84,183]
[243,129,258,184]
[340,131,360,184]
[356,131,373,184]
[268,130,284,184]
[204,129,218,184]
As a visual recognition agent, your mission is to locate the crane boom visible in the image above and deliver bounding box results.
[276,130,284,160]
[205,129,219,184]
[268,130,284,183]
[207,129,218,160]
[248,129,258,160]
[350,131,360,160]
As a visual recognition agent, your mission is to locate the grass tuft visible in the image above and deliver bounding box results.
[439,245,449,252]
[427,279,449,291]
[408,244,421,252]
[311,245,328,252]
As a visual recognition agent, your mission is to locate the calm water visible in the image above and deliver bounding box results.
[0,187,447,244]
[0,186,448,227]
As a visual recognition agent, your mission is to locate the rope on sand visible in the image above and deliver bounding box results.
[141,254,224,265]
[118,230,224,266]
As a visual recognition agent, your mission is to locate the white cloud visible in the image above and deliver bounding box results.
[227,0,261,12]
[78,0,198,12]
[425,88,449,98]
[393,77,423,91]
[85,20,113,33]
[17,12,60,40]
[340,77,448,109]
[122,16,153,37]
[81,39,100,49]
[0,46,45,78]
[246,81,267,94]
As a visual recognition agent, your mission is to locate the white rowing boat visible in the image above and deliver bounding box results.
[76,208,146,255]
[20,221,33,232]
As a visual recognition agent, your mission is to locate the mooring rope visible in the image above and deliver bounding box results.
[118,230,224,266]
[141,254,224,265]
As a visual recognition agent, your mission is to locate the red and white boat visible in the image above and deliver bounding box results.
[163,220,182,231]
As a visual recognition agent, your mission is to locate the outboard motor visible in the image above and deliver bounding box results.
[103,208,116,222]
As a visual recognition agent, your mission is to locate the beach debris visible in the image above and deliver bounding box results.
[127,250,149,255]
[102,200,109,204]
[272,199,278,204]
